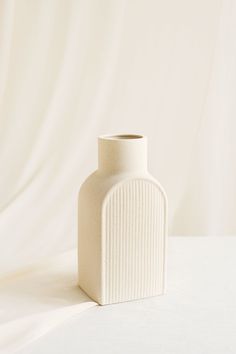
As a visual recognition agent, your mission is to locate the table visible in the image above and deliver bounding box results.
[10,237,236,353]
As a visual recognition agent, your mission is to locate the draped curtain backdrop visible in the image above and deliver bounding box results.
[0,0,235,274]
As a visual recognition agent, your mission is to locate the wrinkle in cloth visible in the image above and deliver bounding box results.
[0,250,97,353]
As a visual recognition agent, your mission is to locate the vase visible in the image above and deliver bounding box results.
[78,134,167,305]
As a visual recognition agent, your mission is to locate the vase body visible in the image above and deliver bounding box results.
[78,134,167,305]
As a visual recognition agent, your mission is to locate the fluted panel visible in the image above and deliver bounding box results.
[102,179,166,304]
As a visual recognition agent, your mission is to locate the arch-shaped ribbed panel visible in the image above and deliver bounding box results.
[102,179,166,304]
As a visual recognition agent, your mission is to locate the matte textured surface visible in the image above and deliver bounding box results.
[103,179,166,304]
[78,135,167,304]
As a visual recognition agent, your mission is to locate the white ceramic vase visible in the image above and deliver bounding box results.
[78,134,167,305]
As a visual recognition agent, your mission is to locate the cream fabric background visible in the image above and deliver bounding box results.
[1,1,236,352]
[0,0,235,275]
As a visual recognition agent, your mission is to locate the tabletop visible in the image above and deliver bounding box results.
[7,237,236,354]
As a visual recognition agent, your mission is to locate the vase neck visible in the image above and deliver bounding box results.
[98,134,148,174]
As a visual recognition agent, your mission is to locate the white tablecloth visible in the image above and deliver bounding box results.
[1,237,236,354]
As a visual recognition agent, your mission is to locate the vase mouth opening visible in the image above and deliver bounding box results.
[99,134,144,141]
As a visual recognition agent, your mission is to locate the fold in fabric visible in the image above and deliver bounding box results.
[0,302,97,354]
[0,250,97,353]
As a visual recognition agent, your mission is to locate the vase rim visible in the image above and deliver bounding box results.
[99,134,145,141]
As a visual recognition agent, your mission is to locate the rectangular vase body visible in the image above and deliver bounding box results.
[79,177,167,305]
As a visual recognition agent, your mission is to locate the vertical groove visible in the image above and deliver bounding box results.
[103,179,166,304]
